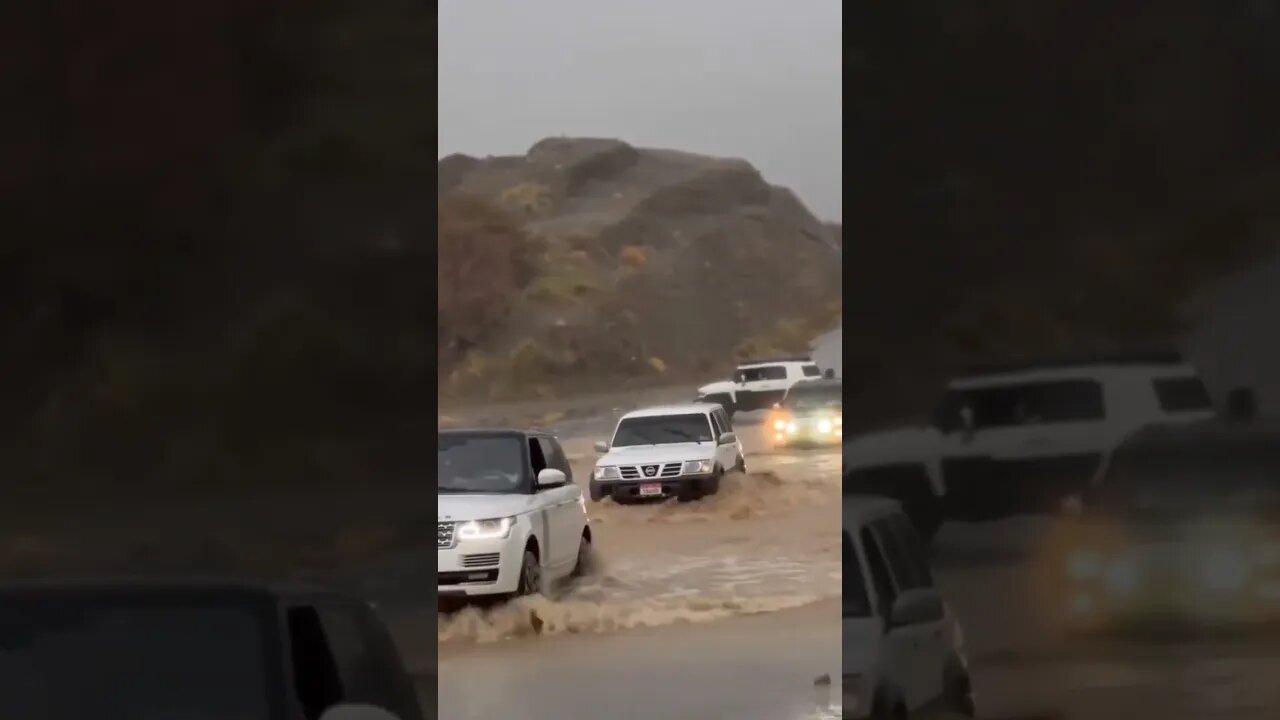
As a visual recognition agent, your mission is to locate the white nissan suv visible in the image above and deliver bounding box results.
[591,404,746,503]
[438,428,592,599]
[843,496,975,719]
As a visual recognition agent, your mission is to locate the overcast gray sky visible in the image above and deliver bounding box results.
[438,0,843,221]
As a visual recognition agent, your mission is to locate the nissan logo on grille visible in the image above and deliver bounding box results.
[438,522,455,549]
[643,465,658,477]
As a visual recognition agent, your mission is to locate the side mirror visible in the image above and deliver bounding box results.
[886,589,945,630]
[718,431,737,445]
[536,468,567,488]
[320,705,403,720]
[593,440,609,453]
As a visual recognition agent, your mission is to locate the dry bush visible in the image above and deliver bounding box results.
[619,244,650,268]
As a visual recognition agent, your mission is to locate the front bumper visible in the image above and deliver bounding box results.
[437,534,523,597]
[594,472,717,501]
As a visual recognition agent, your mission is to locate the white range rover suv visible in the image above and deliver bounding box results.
[695,356,826,417]
[844,352,1219,539]
[843,496,975,719]
[438,429,591,599]
[590,404,746,503]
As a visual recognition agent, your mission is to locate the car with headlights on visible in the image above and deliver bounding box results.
[438,429,592,599]
[768,377,842,448]
[1052,419,1280,634]
[591,403,745,503]
[843,496,975,719]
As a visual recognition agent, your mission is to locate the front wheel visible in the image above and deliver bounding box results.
[571,532,595,578]
[515,549,543,597]
[734,455,746,473]
[588,480,607,502]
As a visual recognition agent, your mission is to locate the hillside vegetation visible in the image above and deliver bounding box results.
[437,138,843,402]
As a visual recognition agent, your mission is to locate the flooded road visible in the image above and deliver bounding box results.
[433,415,842,718]
[438,600,841,720]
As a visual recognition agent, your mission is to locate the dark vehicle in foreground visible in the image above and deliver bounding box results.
[768,377,842,448]
[0,580,424,720]
[1050,420,1280,633]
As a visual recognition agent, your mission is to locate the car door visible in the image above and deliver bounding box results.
[716,407,745,467]
[706,411,733,470]
[859,526,917,704]
[869,516,945,709]
[881,513,948,703]
[536,436,582,571]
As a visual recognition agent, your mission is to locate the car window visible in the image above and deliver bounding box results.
[438,434,525,493]
[739,365,787,382]
[802,364,822,377]
[782,382,842,410]
[527,437,548,475]
[859,527,896,616]
[870,517,930,591]
[884,514,934,588]
[537,437,572,482]
[708,411,724,436]
[843,531,873,618]
[612,414,715,446]
[317,606,411,717]
[0,597,276,720]
[937,379,1105,429]
[1152,376,1212,413]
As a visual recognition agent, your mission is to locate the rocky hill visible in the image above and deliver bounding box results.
[438,138,842,400]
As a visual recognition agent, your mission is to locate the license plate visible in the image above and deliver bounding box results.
[639,483,663,497]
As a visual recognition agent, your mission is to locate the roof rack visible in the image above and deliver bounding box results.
[738,355,813,365]
[957,350,1187,377]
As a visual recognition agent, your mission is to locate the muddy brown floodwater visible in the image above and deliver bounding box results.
[433,421,844,719]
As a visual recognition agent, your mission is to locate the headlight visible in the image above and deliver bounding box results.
[842,673,868,714]
[817,419,832,433]
[457,517,514,541]
[785,422,797,434]
[683,459,714,474]
[772,418,788,431]
[594,466,619,480]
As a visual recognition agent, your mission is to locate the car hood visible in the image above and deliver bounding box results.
[697,380,736,396]
[438,493,542,522]
[841,617,884,675]
[598,442,717,466]
[843,426,942,470]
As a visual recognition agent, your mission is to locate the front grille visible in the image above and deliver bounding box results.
[620,462,683,480]
[438,522,455,549]
[462,552,501,568]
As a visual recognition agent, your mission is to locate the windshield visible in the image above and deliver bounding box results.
[0,597,274,720]
[842,531,872,618]
[438,434,526,493]
[1099,440,1280,517]
[783,383,842,410]
[612,414,714,446]
[935,379,1105,430]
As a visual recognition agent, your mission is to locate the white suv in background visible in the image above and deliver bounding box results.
[844,353,1219,538]
[843,496,975,719]
[438,429,591,599]
[696,356,826,417]
[591,404,746,503]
